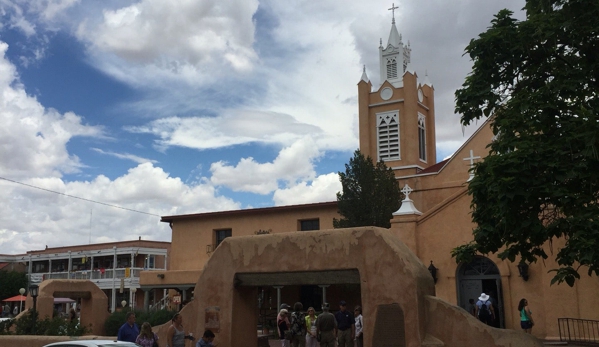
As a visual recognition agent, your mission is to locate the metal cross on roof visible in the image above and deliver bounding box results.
[388,3,399,24]
[401,184,413,200]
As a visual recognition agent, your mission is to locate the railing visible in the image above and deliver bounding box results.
[149,295,171,311]
[32,267,164,282]
[559,318,599,345]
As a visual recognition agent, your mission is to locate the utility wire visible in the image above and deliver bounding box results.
[0,176,161,217]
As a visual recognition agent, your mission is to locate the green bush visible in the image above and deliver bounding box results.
[105,309,177,336]
[12,310,89,336]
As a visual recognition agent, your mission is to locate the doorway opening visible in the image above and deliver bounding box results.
[456,256,504,328]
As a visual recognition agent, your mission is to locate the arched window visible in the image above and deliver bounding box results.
[386,58,398,79]
[418,114,426,161]
[377,111,400,161]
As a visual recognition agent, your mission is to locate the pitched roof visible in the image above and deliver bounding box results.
[418,159,449,174]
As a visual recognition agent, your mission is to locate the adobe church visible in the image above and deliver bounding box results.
[156,11,598,343]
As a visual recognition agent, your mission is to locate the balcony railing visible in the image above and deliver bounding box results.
[559,318,599,345]
[30,267,165,284]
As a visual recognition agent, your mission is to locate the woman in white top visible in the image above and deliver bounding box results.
[354,306,363,347]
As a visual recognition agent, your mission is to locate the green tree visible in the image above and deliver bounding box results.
[334,150,401,229]
[0,271,28,301]
[452,0,599,286]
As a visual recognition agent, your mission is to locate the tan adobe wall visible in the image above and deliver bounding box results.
[169,203,339,272]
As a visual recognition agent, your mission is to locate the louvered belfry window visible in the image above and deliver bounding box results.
[386,58,398,79]
[377,111,400,161]
[418,114,426,161]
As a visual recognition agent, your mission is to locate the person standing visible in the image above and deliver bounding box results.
[117,312,140,343]
[136,322,159,347]
[475,293,495,326]
[277,308,290,347]
[468,299,476,316]
[334,301,355,347]
[166,313,194,347]
[289,302,306,347]
[196,329,215,347]
[304,307,318,347]
[316,303,337,347]
[518,298,534,334]
[354,306,363,347]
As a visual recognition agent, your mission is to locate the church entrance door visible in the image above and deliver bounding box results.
[457,256,504,328]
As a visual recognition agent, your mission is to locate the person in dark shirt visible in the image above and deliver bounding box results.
[316,303,337,347]
[334,301,355,347]
[117,312,139,343]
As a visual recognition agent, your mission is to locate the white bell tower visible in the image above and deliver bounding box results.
[379,3,411,88]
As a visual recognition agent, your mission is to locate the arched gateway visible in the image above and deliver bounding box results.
[25,279,110,335]
[157,228,540,347]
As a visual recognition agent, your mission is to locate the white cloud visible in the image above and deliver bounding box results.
[273,172,340,206]
[0,163,240,253]
[75,0,259,86]
[0,1,37,36]
[0,41,104,179]
[91,148,157,165]
[0,41,243,254]
[127,110,322,151]
[210,137,321,194]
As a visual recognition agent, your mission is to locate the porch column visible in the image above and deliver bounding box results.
[273,286,283,310]
[68,251,72,279]
[111,246,117,312]
[318,285,330,304]
[143,289,149,311]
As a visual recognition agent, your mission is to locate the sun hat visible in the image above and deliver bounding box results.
[478,293,490,301]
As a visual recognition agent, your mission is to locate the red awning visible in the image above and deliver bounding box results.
[2,295,26,302]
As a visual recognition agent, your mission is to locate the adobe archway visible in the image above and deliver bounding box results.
[166,228,434,346]
[156,227,541,347]
[25,279,110,335]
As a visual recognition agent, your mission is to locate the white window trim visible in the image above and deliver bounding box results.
[418,113,427,163]
[376,110,400,162]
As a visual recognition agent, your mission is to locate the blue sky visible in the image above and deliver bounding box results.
[0,0,525,254]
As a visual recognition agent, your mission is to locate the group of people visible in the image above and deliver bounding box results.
[1,304,19,318]
[117,312,216,347]
[276,300,363,347]
[470,293,534,334]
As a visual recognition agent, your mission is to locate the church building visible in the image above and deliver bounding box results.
[155,12,599,342]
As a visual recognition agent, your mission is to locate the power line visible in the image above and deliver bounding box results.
[0,176,161,217]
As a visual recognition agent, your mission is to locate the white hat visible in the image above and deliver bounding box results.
[478,293,490,301]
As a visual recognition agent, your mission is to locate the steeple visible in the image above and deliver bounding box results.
[360,65,370,83]
[379,3,411,88]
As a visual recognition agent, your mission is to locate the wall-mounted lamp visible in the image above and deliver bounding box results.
[428,260,438,284]
[157,273,165,279]
[517,262,529,281]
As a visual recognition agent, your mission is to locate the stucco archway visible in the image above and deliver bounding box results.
[177,228,434,347]
[25,279,110,335]
[153,227,542,347]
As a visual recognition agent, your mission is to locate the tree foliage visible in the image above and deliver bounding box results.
[0,271,28,301]
[334,150,401,229]
[453,0,599,286]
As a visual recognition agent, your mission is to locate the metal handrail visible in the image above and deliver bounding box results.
[559,318,599,345]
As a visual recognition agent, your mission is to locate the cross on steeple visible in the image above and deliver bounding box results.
[463,149,481,182]
[388,3,399,24]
